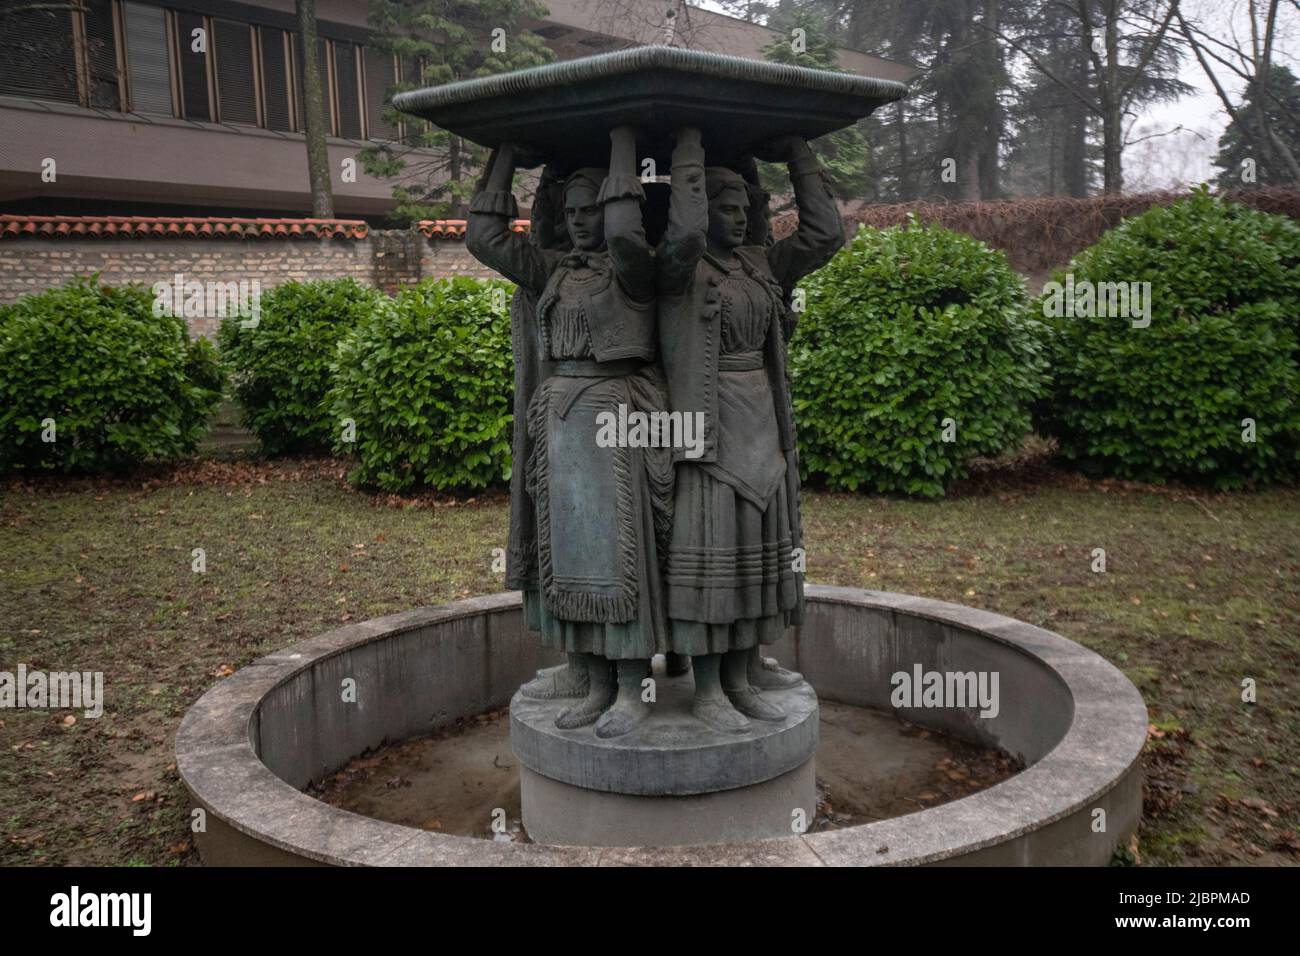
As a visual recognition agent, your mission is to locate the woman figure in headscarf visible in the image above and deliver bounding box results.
[498,163,577,702]
[657,130,845,733]
[467,128,672,739]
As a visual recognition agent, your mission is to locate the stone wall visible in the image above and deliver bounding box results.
[417,236,501,285]
[0,230,501,337]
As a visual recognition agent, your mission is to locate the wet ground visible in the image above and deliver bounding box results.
[311,702,1022,843]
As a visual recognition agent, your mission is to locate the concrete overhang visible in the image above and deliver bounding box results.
[0,98,403,216]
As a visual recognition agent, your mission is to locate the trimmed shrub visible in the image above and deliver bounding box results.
[1038,189,1300,487]
[217,278,382,455]
[791,219,1049,497]
[329,277,513,492]
[0,278,224,474]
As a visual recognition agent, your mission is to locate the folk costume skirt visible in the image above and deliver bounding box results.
[665,358,800,656]
[522,361,672,661]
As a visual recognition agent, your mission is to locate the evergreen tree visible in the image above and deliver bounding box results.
[999,0,1190,194]
[760,5,877,203]
[1215,65,1300,188]
[798,0,1009,202]
[1002,1,1099,197]
[361,0,553,223]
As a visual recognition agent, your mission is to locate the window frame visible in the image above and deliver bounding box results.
[212,18,261,127]
[106,0,130,111]
[6,2,400,144]
[255,25,296,133]
[362,47,399,142]
[119,1,178,115]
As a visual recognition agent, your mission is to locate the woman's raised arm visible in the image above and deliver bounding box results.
[601,126,655,303]
[465,143,553,294]
[656,127,707,297]
[759,137,845,293]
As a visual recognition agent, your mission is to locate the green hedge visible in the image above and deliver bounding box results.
[1037,189,1300,487]
[790,220,1049,496]
[329,277,513,492]
[217,278,382,455]
[0,278,224,474]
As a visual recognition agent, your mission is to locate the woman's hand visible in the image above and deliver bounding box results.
[675,126,703,149]
[477,144,515,193]
[751,135,808,165]
[610,126,640,150]
[509,142,546,170]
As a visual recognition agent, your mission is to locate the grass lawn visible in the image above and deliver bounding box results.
[1,456,1297,866]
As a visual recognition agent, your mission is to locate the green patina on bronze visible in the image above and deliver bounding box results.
[393,44,908,168]
[428,49,906,746]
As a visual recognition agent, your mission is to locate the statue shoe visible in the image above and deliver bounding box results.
[692,696,751,734]
[554,693,614,729]
[724,686,786,722]
[594,699,650,739]
[520,664,589,700]
[748,656,803,690]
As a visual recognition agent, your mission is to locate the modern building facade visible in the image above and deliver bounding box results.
[0,1,914,220]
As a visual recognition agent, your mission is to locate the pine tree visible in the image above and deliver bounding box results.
[801,0,1009,202]
[760,5,877,203]
[1215,66,1300,188]
[1002,1,1099,197]
[360,0,553,223]
[999,0,1190,194]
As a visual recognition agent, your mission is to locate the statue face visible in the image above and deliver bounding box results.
[564,183,605,252]
[707,185,749,251]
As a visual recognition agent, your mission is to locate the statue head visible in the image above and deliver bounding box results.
[563,168,607,252]
[705,167,750,253]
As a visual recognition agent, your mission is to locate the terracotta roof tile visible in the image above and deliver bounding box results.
[417,218,529,239]
[0,215,371,240]
[0,215,536,241]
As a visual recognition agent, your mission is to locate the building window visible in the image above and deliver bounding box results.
[258,26,295,133]
[84,0,124,109]
[0,2,396,144]
[364,48,399,142]
[122,2,174,115]
[0,0,118,108]
[333,40,363,140]
[173,10,212,121]
[294,36,335,136]
[398,54,429,144]
[214,19,258,125]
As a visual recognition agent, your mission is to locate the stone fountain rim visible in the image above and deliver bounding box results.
[175,586,1148,866]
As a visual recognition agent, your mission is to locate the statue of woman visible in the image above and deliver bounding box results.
[657,131,845,733]
[497,164,583,702]
[466,128,672,739]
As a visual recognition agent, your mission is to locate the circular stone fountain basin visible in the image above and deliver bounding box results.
[176,586,1147,866]
[313,697,1020,843]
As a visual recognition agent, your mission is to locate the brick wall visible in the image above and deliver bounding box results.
[418,236,501,285]
[0,229,503,336]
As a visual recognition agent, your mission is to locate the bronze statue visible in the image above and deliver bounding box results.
[656,132,845,733]
[469,122,843,737]
[467,128,672,739]
[400,46,905,846]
